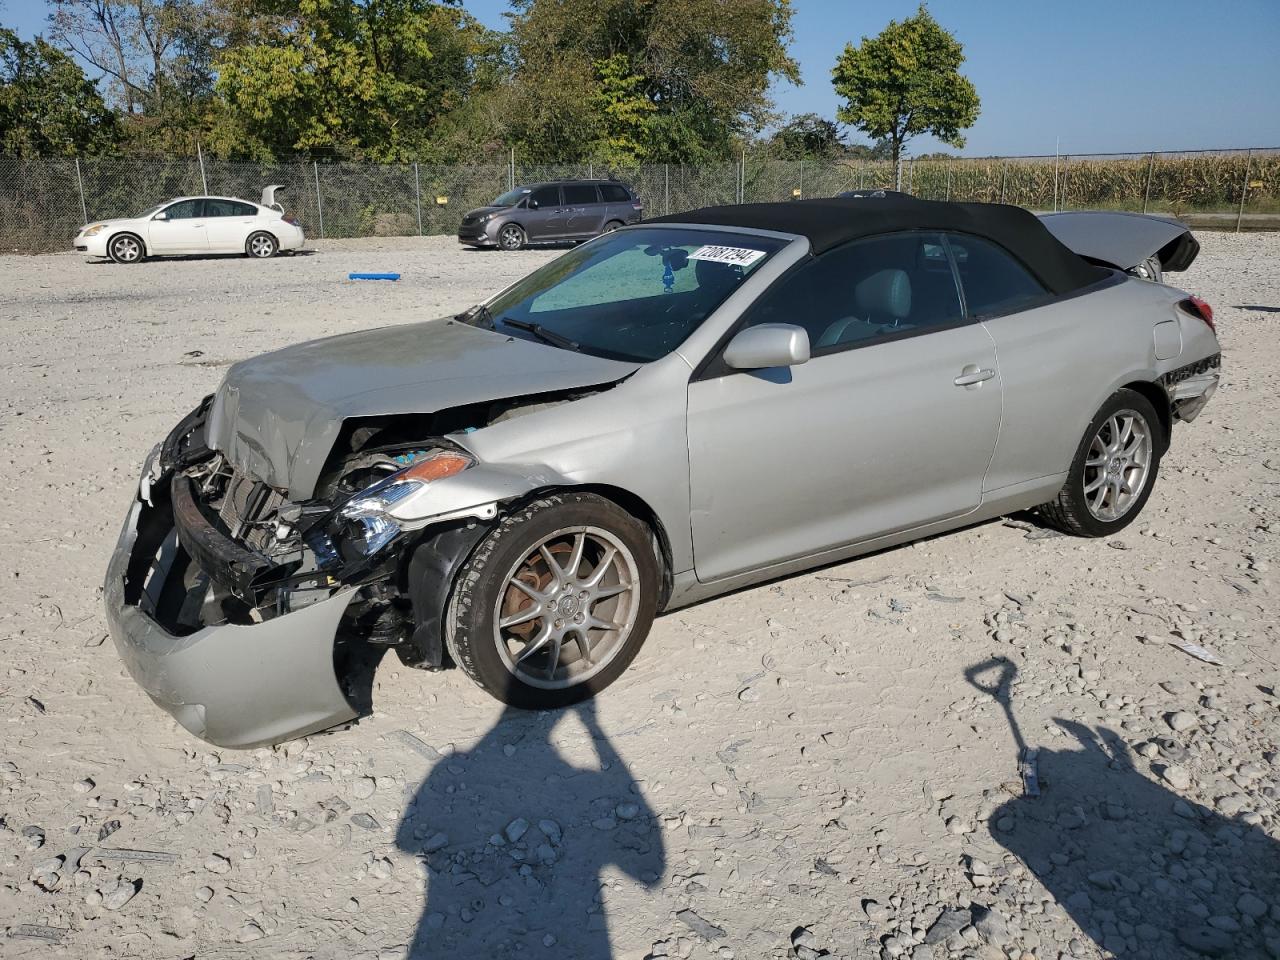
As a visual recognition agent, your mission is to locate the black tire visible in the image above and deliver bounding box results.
[497,223,526,251]
[246,231,278,259]
[602,220,624,233]
[1040,388,1163,537]
[445,492,659,709]
[108,233,145,264]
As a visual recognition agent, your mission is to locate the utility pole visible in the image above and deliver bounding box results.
[1052,137,1060,212]
[313,161,324,238]
[74,156,88,224]
[197,142,208,194]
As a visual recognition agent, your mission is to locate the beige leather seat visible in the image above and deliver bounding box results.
[817,268,913,348]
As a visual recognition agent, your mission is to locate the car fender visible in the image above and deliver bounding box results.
[108,226,151,256]
[1088,364,1165,424]
[247,226,283,253]
[384,461,574,529]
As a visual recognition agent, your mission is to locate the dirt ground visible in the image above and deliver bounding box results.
[0,233,1277,960]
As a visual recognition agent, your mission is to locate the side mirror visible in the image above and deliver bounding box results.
[153,211,168,221]
[723,323,810,371]
[527,199,539,210]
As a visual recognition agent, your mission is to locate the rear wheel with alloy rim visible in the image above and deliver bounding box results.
[108,233,144,264]
[246,231,278,259]
[498,224,526,251]
[1041,388,1163,537]
[445,492,659,708]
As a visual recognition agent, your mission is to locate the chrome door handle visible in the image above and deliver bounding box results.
[954,367,995,387]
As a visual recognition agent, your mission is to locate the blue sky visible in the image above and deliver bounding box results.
[6,0,1279,156]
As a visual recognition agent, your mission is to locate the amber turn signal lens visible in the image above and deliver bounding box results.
[402,453,472,483]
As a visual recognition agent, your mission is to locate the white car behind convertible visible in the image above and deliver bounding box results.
[74,187,305,263]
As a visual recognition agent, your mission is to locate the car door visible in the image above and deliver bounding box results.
[146,199,208,253]
[562,183,605,237]
[946,232,1102,491]
[203,198,260,252]
[686,232,1003,582]
[524,185,565,241]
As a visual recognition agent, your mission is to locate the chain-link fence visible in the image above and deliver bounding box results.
[2,148,1277,253]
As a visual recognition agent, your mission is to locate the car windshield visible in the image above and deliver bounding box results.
[491,188,530,207]
[460,227,787,362]
[138,202,170,218]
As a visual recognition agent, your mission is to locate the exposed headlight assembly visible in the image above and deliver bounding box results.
[82,224,106,237]
[335,451,474,556]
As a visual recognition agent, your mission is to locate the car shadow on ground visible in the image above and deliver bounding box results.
[460,242,584,253]
[1234,304,1280,313]
[86,250,316,264]
[393,691,665,958]
[967,657,1280,959]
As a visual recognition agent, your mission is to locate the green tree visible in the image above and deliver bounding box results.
[500,0,799,162]
[47,0,226,154]
[213,0,492,161]
[768,112,845,159]
[0,27,119,155]
[831,4,979,169]
[589,54,655,163]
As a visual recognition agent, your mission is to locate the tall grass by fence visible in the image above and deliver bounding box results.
[2,148,1277,254]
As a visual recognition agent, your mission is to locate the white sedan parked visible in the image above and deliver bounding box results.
[74,191,306,263]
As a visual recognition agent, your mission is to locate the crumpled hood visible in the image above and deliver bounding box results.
[206,317,639,498]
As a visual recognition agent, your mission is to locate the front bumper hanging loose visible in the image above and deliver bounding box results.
[103,465,360,749]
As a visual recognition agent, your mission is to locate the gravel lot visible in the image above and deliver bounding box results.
[0,233,1277,960]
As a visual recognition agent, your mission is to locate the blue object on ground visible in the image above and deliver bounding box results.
[348,272,400,281]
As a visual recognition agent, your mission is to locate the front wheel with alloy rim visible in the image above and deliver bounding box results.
[1041,388,1164,537]
[108,233,144,264]
[246,231,278,259]
[445,492,659,708]
[498,224,527,251]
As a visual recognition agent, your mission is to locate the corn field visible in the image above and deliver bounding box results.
[1,148,1276,254]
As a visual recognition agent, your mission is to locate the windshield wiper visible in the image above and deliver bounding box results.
[499,317,582,352]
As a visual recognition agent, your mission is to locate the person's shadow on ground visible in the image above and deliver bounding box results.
[395,696,665,958]
[967,658,1280,959]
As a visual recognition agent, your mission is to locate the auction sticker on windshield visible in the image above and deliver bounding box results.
[688,245,767,267]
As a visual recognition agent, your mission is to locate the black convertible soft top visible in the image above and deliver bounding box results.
[652,197,1109,296]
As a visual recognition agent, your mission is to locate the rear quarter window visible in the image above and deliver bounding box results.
[948,234,1048,317]
[600,184,632,203]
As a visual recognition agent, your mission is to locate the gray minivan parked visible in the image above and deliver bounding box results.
[458,180,643,250]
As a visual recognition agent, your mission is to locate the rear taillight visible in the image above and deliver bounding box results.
[632,202,643,210]
[284,215,298,225]
[1179,296,1215,332]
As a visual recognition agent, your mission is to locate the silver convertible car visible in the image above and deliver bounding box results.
[105,198,1221,747]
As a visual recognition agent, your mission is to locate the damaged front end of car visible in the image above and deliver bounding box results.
[104,396,524,748]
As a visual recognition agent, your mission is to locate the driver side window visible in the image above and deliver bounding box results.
[528,186,560,208]
[740,232,966,355]
[163,199,203,219]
